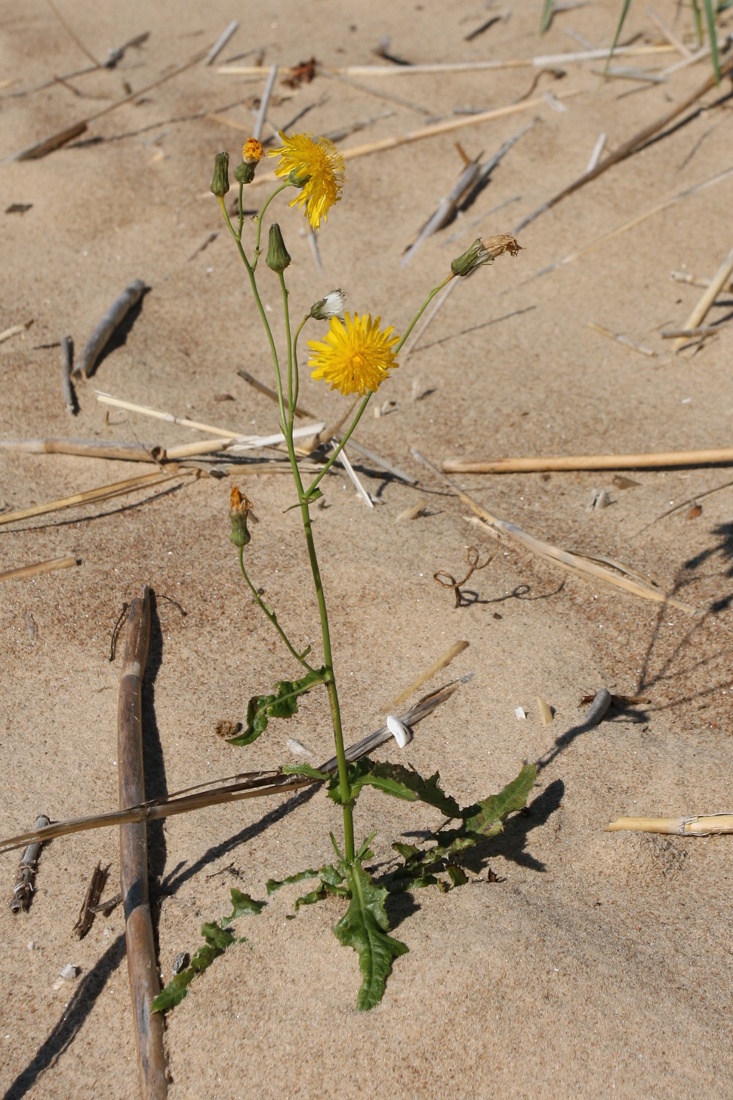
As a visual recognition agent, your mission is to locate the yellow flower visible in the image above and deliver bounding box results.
[308,313,399,396]
[268,132,345,229]
[242,138,264,164]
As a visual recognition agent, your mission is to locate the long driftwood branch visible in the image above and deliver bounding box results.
[118,589,167,1100]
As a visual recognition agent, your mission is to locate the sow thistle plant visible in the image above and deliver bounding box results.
[154,133,531,1014]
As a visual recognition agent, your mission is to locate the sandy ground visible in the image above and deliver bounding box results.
[2,1,733,1097]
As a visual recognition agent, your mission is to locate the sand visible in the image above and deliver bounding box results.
[2,1,733,1097]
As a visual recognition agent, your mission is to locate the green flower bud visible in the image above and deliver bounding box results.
[210,152,230,197]
[234,161,257,185]
[266,223,291,273]
[229,486,252,548]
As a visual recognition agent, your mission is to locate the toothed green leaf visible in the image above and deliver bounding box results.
[281,763,331,781]
[152,921,237,1013]
[227,667,328,746]
[462,763,536,838]
[333,860,408,1011]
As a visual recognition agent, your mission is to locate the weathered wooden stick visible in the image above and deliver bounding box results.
[673,245,733,351]
[606,813,733,834]
[0,438,163,462]
[204,20,238,66]
[74,280,146,379]
[10,815,50,912]
[73,862,109,938]
[118,590,167,1100]
[0,556,79,583]
[442,447,733,474]
[60,336,76,414]
[514,51,733,232]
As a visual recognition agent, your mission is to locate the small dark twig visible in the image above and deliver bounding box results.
[73,862,110,938]
[60,336,77,414]
[10,815,50,912]
[434,546,494,607]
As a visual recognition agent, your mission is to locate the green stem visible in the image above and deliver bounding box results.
[394,274,454,355]
[305,393,372,498]
[237,547,314,669]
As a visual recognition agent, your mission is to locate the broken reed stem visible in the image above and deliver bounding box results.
[0,556,79,583]
[442,448,733,474]
[0,468,196,528]
[412,449,698,614]
[73,280,146,379]
[384,641,470,711]
[673,245,733,351]
[0,439,165,462]
[514,52,733,233]
[10,815,50,912]
[0,679,468,855]
[606,814,733,834]
[118,589,167,1100]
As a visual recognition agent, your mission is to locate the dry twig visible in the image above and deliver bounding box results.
[118,590,167,1099]
[73,280,146,379]
[10,815,50,912]
[442,447,733,474]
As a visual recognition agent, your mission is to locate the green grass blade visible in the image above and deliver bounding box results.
[604,0,634,74]
[703,0,721,80]
[540,0,555,33]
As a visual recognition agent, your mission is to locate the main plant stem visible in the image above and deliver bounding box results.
[276,275,355,862]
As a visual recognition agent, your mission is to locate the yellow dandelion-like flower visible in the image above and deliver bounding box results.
[268,131,345,230]
[308,313,399,396]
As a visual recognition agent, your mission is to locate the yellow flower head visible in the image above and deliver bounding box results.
[268,131,345,230]
[308,313,399,396]
[242,138,264,164]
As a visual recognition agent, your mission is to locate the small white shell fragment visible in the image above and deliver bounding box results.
[515,706,528,720]
[286,737,314,759]
[386,714,412,749]
[59,964,80,981]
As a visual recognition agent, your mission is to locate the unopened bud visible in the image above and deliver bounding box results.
[234,161,256,185]
[210,152,230,197]
[310,288,346,321]
[266,223,291,272]
[229,486,253,548]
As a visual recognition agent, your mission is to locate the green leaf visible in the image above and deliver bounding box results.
[226,888,265,919]
[266,867,325,895]
[446,864,469,888]
[227,666,327,746]
[152,921,237,1014]
[539,0,554,33]
[281,763,331,781]
[328,759,461,818]
[463,763,536,838]
[333,859,408,1011]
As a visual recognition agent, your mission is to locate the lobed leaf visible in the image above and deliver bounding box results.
[227,667,328,746]
[462,763,537,838]
[333,859,408,1011]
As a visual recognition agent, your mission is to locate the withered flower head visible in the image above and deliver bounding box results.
[229,486,254,548]
[450,234,522,277]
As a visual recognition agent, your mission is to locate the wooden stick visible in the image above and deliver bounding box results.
[442,447,733,474]
[60,336,76,414]
[204,20,238,66]
[673,245,733,351]
[73,862,109,938]
[514,52,733,233]
[73,280,146,379]
[0,556,79,583]
[0,678,468,855]
[606,813,733,834]
[413,450,698,614]
[0,468,194,528]
[0,321,33,344]
[384,641,469,711]
[118,590,167,1100]
[253,64,278,140]
[10,815,50,912]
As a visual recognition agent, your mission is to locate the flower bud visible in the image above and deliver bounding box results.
[229,486,253,548]
[210,152,230,197]
[451,234,522,277]
[310,289,346,321]
[266,223,291,272]
[234,161,257,185]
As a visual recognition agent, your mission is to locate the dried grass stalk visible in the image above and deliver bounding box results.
[443,448,733,474]
[606,814,733,835]
[0,556,79,583]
